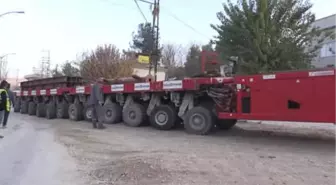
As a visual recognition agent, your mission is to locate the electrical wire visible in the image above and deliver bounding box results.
[100,0,135,9]
[102,0,210,39]
[133,0,148,22]
[160,7,211,39]
[136,0,154,4]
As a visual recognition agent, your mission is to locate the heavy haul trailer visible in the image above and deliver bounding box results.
[13,68,335,135]
[14,77,236,134]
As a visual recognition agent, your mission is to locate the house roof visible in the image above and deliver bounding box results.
[313,14,336,29]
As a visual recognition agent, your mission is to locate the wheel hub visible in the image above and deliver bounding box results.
[155,111,168,126]
[57,107,62,117]
[129,110,136,119]
[106,110,112,117]
[86,109,92,118]
[190,113,205,130]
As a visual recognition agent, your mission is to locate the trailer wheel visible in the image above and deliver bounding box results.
[122,103,146,127]
[57,102,69,119]
[217,119,237,130]
[103,103,122,124]
[36,103,46,117]
[28,102,36,116]
[68,103,83,121]
[46,103,56,119]
[149,105,177,130]
[20,100,28,114]
[83,106,93,121]
[14,100,20,112]
[184,106,215,135]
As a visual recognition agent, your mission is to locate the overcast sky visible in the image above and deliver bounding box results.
[0,0,335,78]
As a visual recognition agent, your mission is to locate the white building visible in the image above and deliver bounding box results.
[311,14,336,68]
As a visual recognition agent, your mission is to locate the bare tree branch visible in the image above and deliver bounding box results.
[161,43,187,79]
[78,44,134,80]
[0,58,8,80]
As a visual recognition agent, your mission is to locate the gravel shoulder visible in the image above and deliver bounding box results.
[49,118,335,185]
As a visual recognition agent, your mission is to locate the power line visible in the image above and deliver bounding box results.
[160,7,211,40]
[133,0,148,22]
[151,0,160,81]
[136,0,153,4]
[103,0,209,39]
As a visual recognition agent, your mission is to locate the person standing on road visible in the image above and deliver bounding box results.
[87,78,105,129]
[2,83,14,128]
[0,80,10,129]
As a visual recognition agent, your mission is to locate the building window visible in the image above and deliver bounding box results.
[320,42,336,58]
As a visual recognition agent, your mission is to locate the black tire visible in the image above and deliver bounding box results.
[36,103,46,117]
[150,105,177,130]
[28,102,36,116]
[103,103,122,124]
[46,103,56,119]
[57,102,69,119]
[217,119,237,130]
[83,106,93,121]
[122,103,146,127]
[20,101,28,114]
[14,100,20,112]
[184,106,215,135]
[68,103,83,121]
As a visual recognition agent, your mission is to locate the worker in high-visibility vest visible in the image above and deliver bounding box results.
[3,83,14,128]
[0,80,10,129]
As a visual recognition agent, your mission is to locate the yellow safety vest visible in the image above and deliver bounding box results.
[0,89,10,111]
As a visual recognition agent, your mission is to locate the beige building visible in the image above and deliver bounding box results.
[132,62,167,81]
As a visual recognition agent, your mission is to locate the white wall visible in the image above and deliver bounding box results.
[133,68,166,81]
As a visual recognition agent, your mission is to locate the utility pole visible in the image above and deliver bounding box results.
[136,0,160,81]
[0,53,16,80]
[16,68,19,87]
[148,0,160,81]
[40,50,51,78]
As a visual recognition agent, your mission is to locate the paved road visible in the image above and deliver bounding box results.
[0,113,80,185]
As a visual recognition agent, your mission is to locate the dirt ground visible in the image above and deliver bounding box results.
[49,118,335,185]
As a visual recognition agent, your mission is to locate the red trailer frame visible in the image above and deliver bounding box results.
[217,69,335,123]
[15,68,335,124]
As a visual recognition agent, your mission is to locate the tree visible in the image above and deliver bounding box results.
[51,62,80,77]
[161,43,186,79]
[161,43,179,67]
[51,64,63,77]
[184,44,202,77]
[79,44,133,80]
[62,61,80,76]
[122,48,136,60]
[131,22,154,54]
[211,0,334,74]
[0,57,8,80]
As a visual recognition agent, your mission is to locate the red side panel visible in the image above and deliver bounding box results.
[218,69,336,123]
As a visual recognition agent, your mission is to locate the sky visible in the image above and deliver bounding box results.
[0,0,335,78]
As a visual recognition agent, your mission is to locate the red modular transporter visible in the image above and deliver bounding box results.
[13,54,335,135]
